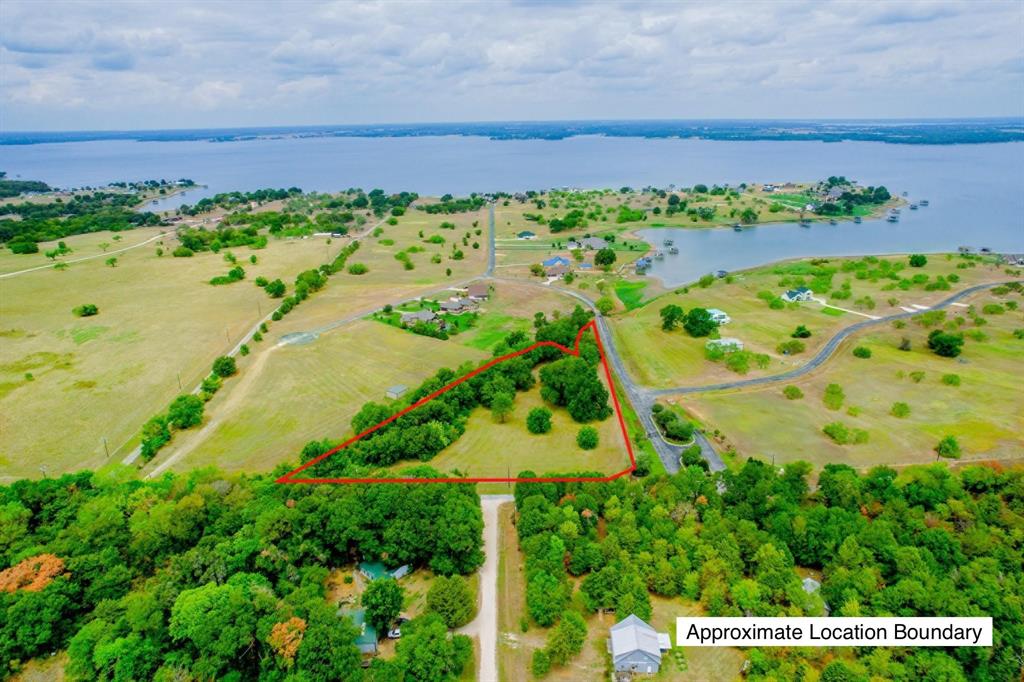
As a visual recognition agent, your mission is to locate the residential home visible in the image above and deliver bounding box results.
[542,255,571,268]
[386,385,407,400]
[359,561,411,581]
[342,609,377,655]
[706,308,731,325]
[545,263,570,278]
[825,186,845,201]
[706,337,743,352]
[440,298,473,312]
[782,287,813,303]
[516,230,537,240]
[802,577,831,616]
[467,283,490,299]
[608,614,671,674]
[567,239,583,250]
[582,236,608,250]
[397,311,438,327]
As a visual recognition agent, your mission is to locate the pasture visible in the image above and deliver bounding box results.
[0,228,331,479]
[609,254,1013,389]
[679,290,1023,470]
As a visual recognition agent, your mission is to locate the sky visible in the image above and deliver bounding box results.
[1,0,1022,131]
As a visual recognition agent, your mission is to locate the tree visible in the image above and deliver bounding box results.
[792,325,811,338]
[526,572,565,626]
[783,385,803,400]
[265,279,286,297]
[491,392,514,423]
[596,296,614,315]
[546,611,587,666]
[594,248,617,269]
[909,254,928,267]
[852,346,872,359]
[532,649,551,677]
[684,308,717,337]
[426,575,475,628]
[167,394,204,429]
[891,402,911,418]
[928,330,964,358]
[362,577,404,634]
[105,257,118,267]
[659,304,685,331]
[539,356,611,423]
[212,356,237,377]
[393,614,472,681]
[935,435,961,459]
[739,207,758,224]
[72,304,99,317]
[577,426,599,450]
[526,407,553,434]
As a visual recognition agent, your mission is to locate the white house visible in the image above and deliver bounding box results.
[608,615,671,674]
[782,287,813,302]
[707,308,731,325]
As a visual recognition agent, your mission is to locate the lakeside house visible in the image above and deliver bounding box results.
[542,255,571,268]
[467,283,491,300]
[517,230,537,240]
[707,308,731,325]
[386,385,407,400]
[400,309,439,326]
[782,287,813,302]
[545,263,570,278]
[634,256,653,274]
[608,614,671,674]
[359,561,411,582]
[706,337,744,352]
[342,609,378,655]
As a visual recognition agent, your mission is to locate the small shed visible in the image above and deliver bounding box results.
[386,385,407,400]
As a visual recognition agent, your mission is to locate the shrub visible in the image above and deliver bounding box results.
[527,408,553,434]
[909,254,927,267]
[982,303,1005,315]
[532,649,551,677]
[852,346,872,359]
[823,422,850,444]
[72,304,99,317]
[347,263,369,275]
[783,385,803,400]
[426,575,475,628]
[791,325,812,338]
[942,373,961,386]
[776,340,805,355]
[167,394,204,430]
[239,344,250,356]
[576,426,599,450]
[927,330,964,357]
[891,402,911,418]
[172,246,194,257]
[935,435,961,459]
[212,356,237,378]
[823,383,845,410]
[909,371,926,383]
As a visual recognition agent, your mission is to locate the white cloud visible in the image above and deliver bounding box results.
[0,0,1020,129]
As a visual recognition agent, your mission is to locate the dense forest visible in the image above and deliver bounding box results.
[513,461,1024,680]
[0,468,483,680]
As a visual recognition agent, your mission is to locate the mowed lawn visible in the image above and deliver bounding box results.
[159,320,489,474]
[270,207,488,336]
[455,281,580,352]
[610,254,1012,389]
[0,229,331,479]
[402,381,632,481]
[680,291,1023,470]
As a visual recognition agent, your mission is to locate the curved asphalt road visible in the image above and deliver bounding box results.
[649,280,1011,397]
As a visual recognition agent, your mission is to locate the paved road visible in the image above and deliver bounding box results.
[458,494,511,682]
[649,281,1009,398]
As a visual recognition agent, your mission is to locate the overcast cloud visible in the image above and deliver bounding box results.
[1,0,1022,130]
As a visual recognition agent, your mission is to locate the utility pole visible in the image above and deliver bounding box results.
[103,437,109,458]
[177,372,182,390]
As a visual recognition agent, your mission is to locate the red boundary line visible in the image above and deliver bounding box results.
[276,320,636,484]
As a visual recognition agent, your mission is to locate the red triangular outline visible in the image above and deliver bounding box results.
[276,321,636,484]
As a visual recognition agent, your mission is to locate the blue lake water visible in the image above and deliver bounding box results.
[1,135,1021,282]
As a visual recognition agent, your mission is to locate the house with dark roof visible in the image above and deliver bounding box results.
[517,230,537,240]
[782,287,813,302]
[608,614,671,674]
[467,283,490,299]
[545,263,570,278]
[400,309,439,326]
[542,255,571,268]
[439,297,474,312]
[581,236,608,250]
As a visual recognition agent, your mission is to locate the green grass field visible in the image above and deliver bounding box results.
[609,254,1012,389]
[680,290,1023,470]
[0,228,332,479]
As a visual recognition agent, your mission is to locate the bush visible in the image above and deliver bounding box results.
[791,325,812,338]
[823,383,845,410]
[532,649,551,677]
[72,304,99,317]
[909,254,927,267]
[891,402,911,418]
[426,575,475,628]
[852,346,872,359]
[167,394,204,430]
[526,407,553,434]
[239,344,250,356]
[776,340,805,355]
[783,385,803,400]
[927,330,964,358]
[935,435,961,459]
[212,356,237,378]
[942,373,961,386]
[347,263,369,275]
[576,426,599,450]
[909,371,926,383]
[823,421,850,444]
[172,246,194,257]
